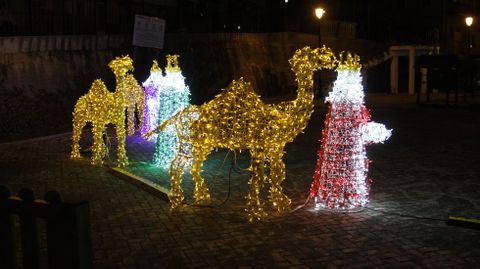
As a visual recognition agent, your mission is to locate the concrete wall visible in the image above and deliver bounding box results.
[0,34,131,141]
[161,32,385,102]
[0,35,130,93]
[0,33,385,141]
[0,32,384,101]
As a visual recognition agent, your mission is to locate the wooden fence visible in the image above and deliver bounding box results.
[0,185,92,269]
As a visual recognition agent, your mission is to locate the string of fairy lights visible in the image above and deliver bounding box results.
[141,60,163,139]
[140,55,192,171]
[71,55,144,167]
[71,48,391,221]
[151,55,191,169]
[309,52,391,210]
[145,46,337,221]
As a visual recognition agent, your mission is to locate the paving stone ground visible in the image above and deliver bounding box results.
[1,95,479,268]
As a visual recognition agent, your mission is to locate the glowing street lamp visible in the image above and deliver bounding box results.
[315,7,325,20]
[465,16,473,27]
[315,7,325,98]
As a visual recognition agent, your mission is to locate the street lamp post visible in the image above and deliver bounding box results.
[466,16,473,53]
[465,16,474,101]
[315,7,325,98]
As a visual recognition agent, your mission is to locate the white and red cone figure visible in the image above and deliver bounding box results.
[310,53,392,210]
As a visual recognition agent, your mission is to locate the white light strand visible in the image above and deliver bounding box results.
[311,65,392,211]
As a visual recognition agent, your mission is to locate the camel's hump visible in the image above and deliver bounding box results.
[212,77,263,104]
[87,79,112,98]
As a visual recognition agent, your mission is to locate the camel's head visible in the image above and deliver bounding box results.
[289,46,336,79]
[108,55,134,78]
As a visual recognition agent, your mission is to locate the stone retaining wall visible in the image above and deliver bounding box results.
[162,32,384,102]
[0,33,385,142]
[0,35,131,142]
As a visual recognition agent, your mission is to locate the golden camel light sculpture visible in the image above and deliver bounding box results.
[146,46,336,221]
[71,55,144,167]
[124,72,145,136]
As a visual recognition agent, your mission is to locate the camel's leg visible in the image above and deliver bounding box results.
[70,114,84,159]
[136,99,145,132]
[115,119,129,167]
[91,123,106,166]
[268,149,291,213]
[246,152,267,221]
[190,146,211,203]
[126,106,135,136]
[168,152,187,209]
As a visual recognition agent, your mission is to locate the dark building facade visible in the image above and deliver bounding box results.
[0,0,276,35]
[0,0,479,53]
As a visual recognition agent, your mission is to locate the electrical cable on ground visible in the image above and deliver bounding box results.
[157,150,476,228]
[363,206,445,222]
[185,151,234,209]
